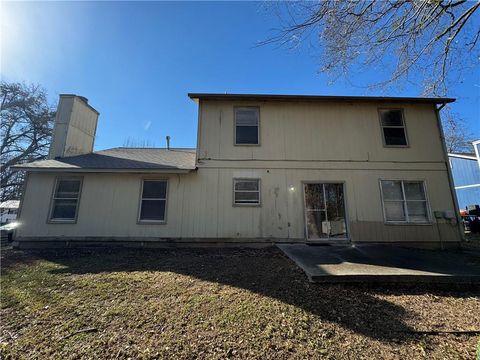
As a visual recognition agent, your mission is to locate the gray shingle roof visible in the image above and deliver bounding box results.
[13,148,197,172]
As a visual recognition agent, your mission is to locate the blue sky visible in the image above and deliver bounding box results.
[2,1,479,150]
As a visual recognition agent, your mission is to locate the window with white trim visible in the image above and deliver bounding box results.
[50,177,82,221]
[233,179,260,205]
[235,107,259,145]
[139,180,168,222]
[380,180,430,223]
[379,109,408,146]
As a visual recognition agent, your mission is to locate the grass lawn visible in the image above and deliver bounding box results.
[1,247,479,359]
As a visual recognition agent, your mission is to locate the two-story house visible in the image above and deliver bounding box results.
[13,93,463,248]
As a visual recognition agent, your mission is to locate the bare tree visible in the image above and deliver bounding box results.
[442,109,475,153]
[1,82,56,201]
[262,1,479,96]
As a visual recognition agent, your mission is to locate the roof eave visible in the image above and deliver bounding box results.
[448,153,478,160]
[12,167,196,174]
[188,93,455,104]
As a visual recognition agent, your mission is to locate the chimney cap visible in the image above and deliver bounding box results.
[58,94,100,115]
[60,94,88,103]
[77,96,89,104]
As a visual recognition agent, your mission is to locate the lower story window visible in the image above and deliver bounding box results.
[380,180,430,223]
[50,177,82,222]
[139,180,168,222]
[233,178,260,205]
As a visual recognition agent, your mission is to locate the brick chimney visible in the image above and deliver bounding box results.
[48,94,99,159]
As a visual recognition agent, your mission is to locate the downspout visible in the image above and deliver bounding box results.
[433,103,465,244]
[195,99,202,166]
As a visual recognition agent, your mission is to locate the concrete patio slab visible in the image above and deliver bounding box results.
[277,244,480,284]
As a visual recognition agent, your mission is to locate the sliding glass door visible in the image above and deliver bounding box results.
[303,183,348,241]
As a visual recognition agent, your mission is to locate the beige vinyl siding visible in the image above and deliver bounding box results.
[17,167,459,243]
[198,101,444,163]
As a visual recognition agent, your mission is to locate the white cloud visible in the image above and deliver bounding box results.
[144,120,152,130]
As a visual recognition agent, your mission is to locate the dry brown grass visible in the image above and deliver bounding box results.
[1,247,479,359]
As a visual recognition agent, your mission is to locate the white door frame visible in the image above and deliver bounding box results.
[302,181,350,243]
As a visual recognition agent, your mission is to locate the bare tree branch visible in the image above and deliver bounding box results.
[260,0,480,96]
[0,82,55,201]
[441,109,475,153]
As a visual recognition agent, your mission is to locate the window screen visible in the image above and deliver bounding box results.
[235,107,259,145]
[139,180,167,221]
[379,109,408,146]
[234,179,260,205]
[380,180,429,223]
[50,178,82,221]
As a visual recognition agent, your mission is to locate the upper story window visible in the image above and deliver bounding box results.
[235,107,259,145]
[379,109,408,146]
[138,180,168,223]
[233,178,261,206]
[49,177,82,222]
[380,180,430,223]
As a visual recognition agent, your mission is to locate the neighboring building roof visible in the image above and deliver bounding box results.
[12,148,197,173]
[0,200,20,209]
[188,93,455,104]
[448,153,478,160]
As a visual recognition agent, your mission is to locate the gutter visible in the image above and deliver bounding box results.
[11,167,196,174]
[188,93,456,104]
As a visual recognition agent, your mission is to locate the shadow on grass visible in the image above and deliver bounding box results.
[4,248,480,343]
[1,248,43,270]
